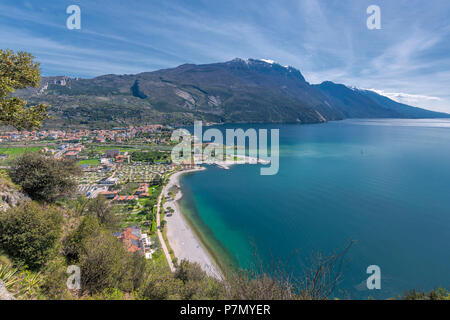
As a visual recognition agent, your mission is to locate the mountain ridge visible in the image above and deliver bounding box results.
[15,58,449,129]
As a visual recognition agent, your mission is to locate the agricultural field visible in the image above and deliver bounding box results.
[0,146,44,164]
[0,146,43,156]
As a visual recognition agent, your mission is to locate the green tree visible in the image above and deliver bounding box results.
[63,215,102,262]
[0,201,63,269]
[9,152,82,202]
[142,263,183,300]
[85,196,119,229]
[175,260,226,300]
[40,258,72,299]
[78,232,128,293]
[175,260,206,283]
[123,252,149,293]
[401,288,450,300]
[140,260,225,300]
[0,49,48,130]
[77,232,147,294]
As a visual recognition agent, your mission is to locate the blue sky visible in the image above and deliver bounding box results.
[1,0,449,112]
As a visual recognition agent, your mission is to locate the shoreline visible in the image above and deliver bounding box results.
[163,167,224,280]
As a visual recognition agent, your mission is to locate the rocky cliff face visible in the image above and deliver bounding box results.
[0,178,28,212]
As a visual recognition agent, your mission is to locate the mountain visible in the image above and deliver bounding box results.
[15,58,449,128]
[313,81,448,119]
[356,89,447,119]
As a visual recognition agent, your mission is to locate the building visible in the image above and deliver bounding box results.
[67,146,84,152]
[112,195,139,202]
[114,226,152,258]
[64,151,79,159]
[114,226,141,253]
[135,183,150,197]
[105,149,120,158]
[99,177,118,185]
[141,233,152,259]
[100,158,111,165]
[115,155,125,163]
[98,190,119,199]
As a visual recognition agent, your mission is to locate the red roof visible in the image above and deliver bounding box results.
[116,228,141,253]
[99,191,118,195]
[113,195,138,201]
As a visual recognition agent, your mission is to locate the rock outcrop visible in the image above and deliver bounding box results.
[0,178,28,212]
[0,280,16,300]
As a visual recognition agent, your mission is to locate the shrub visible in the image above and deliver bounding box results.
[63,215,102,262]
[401,288,450,300]
[0,263,43,299]
[141,263,183,300]
[175,260,206,283]
[40,259,71,299]
[0,201,63,269]
[174,260,226,300]
[78,232,147,294]
[9,152,81,202]
[85,196,119,229]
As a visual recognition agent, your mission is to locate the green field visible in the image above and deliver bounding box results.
[88,145,172,152]
[77,159,100,166]
[90,146,136,153]
[0,147,43,164]
[0,146,42,155]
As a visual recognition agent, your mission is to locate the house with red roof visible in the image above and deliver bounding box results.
[98,190,119,199]
[135,183,150,198]
[113,226,152,258]
[114,226,141,253]
[64,151,79,159]
[112,195,139,202]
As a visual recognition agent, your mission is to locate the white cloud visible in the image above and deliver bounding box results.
[369,89,441,102]
[367,89,449,114]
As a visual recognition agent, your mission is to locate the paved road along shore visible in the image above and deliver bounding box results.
[156,187,175,272]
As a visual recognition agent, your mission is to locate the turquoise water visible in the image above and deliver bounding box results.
[179,119,450,299]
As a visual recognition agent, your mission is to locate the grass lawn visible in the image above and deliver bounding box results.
[77,158,100,166]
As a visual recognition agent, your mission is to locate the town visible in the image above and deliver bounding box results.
[0,124,170,144]
[0,123,269,268]
[0,124,193,265]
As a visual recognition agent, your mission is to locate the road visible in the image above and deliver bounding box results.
[156,189,175,272]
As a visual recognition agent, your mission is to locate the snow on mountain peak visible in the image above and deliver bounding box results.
[259,59,276,64]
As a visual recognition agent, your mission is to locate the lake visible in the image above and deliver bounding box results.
[179,119,450,299]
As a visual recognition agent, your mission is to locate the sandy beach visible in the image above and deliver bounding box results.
[163,167,223,280]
